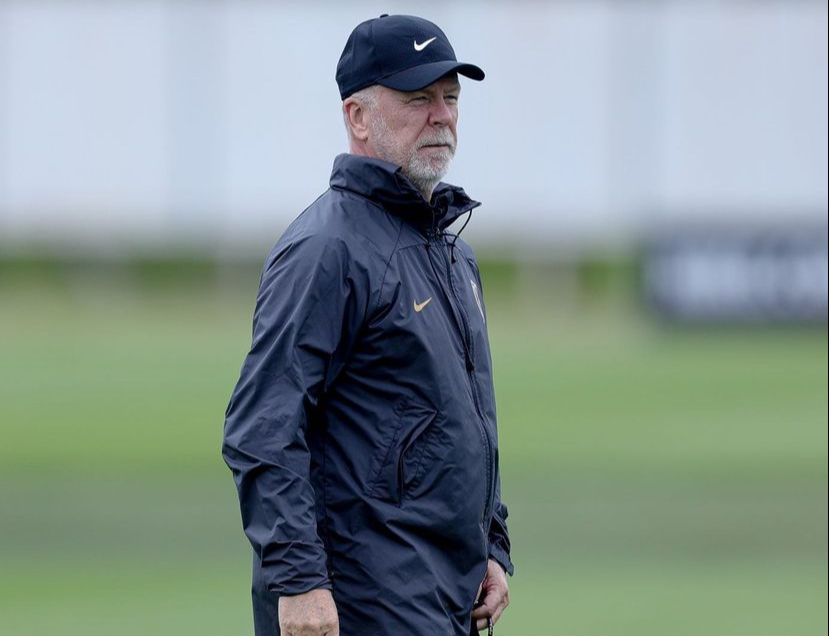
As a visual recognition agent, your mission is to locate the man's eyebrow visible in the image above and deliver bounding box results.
[400,83,460,99]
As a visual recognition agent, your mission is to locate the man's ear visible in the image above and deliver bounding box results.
[343,99,369,142]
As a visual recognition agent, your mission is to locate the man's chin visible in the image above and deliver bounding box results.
[417,145,454,161]
[410,165,450,184]
[414,153,453,175]
[404,149,453,186]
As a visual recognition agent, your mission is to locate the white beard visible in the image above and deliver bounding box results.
[369,113,456,199]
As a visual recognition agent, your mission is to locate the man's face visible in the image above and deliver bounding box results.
[366,75,460,192]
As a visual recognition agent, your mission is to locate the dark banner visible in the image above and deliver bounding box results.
[643,225,827,324]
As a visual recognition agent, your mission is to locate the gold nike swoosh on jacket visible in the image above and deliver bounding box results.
[413,297,432,312]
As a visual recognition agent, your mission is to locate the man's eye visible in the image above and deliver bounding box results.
[411,96,428,103]
[446,95,459,102]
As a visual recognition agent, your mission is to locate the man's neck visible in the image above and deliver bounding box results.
[348,147,436,202]
[406,177,437,203]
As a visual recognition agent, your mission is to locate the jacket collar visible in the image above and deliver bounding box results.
[329,153,480,234]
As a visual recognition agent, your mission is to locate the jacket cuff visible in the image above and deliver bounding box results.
[274,579,333,596]
[488,542,515,577]
[260,541,332,595]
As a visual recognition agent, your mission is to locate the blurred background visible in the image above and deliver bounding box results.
[0,1,826,634]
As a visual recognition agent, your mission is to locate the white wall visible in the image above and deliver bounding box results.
[0,0,826,254]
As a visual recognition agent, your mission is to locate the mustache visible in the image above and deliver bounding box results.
[416,130,456,150]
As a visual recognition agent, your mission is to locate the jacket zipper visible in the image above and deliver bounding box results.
[424,227,494,525]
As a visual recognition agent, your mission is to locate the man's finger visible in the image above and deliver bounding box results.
[492,590,510,623]
[471,600,495,620]
[471,593,507,625]
[491,601,505,625]
[471,606,490,620]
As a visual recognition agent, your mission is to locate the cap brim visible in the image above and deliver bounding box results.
[377,60,485,92]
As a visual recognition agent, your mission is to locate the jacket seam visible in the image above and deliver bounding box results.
[268,189,332,266]
[330,187,414,251]
[374,218,405,315]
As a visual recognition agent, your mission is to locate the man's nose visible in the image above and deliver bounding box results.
[428,97,454,126]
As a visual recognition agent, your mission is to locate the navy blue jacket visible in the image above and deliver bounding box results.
[222,153,513,635]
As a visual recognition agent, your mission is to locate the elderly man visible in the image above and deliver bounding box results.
[222,14,513,636]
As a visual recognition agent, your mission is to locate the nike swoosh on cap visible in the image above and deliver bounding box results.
[413,37,437,52]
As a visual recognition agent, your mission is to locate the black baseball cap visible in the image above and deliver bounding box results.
[336,14,485,100]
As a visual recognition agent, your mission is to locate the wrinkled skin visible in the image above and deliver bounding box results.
[278,588,339,636]
[472,559,510,632]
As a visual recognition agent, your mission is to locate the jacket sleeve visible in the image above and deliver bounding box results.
[222,232,368,596]
[487,468,515,576]
[466,251,515,577]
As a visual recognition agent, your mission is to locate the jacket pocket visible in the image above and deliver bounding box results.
[365,400,438,504]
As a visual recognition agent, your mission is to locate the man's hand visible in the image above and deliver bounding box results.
[471,559,510,632]
[278,588,339,636]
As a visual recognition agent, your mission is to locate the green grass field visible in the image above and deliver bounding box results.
[0,271,826,635]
